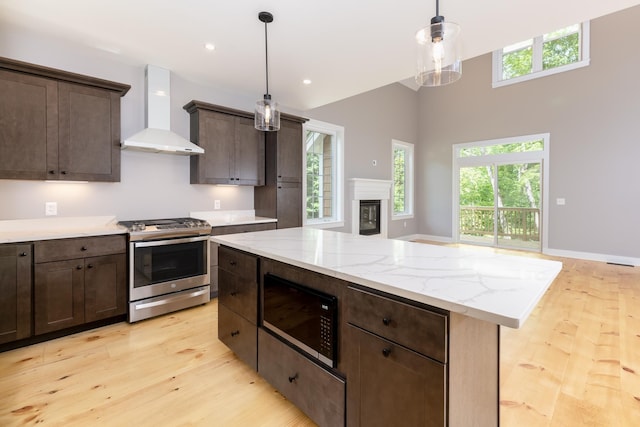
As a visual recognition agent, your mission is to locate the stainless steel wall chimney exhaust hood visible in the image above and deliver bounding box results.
[122,65,204,155]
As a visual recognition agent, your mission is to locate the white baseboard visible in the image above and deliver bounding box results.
[543,248,639,267]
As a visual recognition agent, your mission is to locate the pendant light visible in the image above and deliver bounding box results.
[415,0,462,87]
[255,11,280,131]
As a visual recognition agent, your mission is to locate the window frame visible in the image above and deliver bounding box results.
[391,139,414,220]
[492,21,590,88]
[302,119,344,229]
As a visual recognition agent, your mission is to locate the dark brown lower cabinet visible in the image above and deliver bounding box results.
[34,259,86,334]
[0,244,32,344]
[84,254,127,323]
[34,236,127,335]
[346,325,446,427]
[258,328,345,427]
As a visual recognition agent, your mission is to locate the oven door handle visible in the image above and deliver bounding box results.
[133,288,209,310]
[133,235,210,248]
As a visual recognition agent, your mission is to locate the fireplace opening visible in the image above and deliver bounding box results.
[359,200,380,236]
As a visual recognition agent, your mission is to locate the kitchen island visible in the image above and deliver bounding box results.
[212,227,563,426]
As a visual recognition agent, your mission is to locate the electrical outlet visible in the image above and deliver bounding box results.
[556,198,566,206]
[214,200,221,210]
[45,201,57,216]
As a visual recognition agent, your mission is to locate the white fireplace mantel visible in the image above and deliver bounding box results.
[349,178,392,238]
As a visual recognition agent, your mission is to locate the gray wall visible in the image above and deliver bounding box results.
[308,83,419,238]
[417,6,640,258]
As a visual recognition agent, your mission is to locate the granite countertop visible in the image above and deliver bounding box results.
[0,216,127,244]
[212,227,563,329]
[190,210,277,227]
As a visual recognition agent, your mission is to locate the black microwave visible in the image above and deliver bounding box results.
[262,273,338,368]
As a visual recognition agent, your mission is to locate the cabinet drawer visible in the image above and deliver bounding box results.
[258,328,345,427]
[218,304,257,370]
[35,235,126,263]
[218,268,257,323]
[218,245,257,282]
[347,287,447,363]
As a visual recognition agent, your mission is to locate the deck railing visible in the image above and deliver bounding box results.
[459,206,540,242]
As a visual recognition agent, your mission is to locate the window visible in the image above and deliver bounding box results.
[492,22,589,88]
[392,140,414,219]
[303,120,344,228]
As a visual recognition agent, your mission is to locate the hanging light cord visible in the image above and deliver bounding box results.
[264,20,269,96]
[435,0,440,16]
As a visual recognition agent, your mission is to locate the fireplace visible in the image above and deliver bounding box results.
[349,178,392,238]
[359,200,380,235]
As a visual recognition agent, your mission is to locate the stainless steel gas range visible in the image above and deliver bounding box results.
[118,218,212,322]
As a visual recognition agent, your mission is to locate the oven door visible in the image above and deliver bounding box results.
[129,235,210,301]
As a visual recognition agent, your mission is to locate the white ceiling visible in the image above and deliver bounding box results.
[1,0,639,111]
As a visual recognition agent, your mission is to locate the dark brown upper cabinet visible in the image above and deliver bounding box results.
[0,57,130,182]
[184,100,265,186]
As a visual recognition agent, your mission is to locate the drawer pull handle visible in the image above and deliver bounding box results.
[229,261,237,266]
[19,252,28,257]
[230,291,238,297]
[382,348,392,358]
[231,330,240,337]
[76,265,83,270]
[81,246,88,251]
[382,317,391,326]
[87,264,93,269]
[49,170,56,174]
[288,373,298,383]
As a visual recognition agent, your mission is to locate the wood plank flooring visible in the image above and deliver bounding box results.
[1,246,639,426]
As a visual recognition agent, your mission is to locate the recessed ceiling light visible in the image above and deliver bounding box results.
[303,79,312,85]
[204,43,215,51]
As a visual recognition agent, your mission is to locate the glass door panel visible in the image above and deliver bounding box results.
[458,165,495,245]
[496,162,541,250]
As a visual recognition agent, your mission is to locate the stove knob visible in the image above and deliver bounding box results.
[184,220,195,228]
[132,222,146,232]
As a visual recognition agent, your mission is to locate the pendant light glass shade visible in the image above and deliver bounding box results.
[415,15,462,86]
[255,94,280,131]
[255,11,280,131]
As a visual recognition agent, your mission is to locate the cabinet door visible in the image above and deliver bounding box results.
[234,117,264,185]
[84,254,127,322]
[0,70,58,180]
[192,110,235,184]
[276,182,302,229]
[34,259,85,335]
[0,244,32,344]
[57,82,121,181]
[276,120,303,183]
[346,325,446,427]
[218,304,258,370]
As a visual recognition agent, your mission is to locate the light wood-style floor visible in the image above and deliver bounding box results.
[1,247,639,426]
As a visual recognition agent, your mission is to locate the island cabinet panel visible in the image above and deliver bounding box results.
[345,285,449,427]
[0,244,33,344]
[34,235,127,335]
[0,57,129,182]
[218,304,257,370]
[217,246,259,369]
[258,328,345,427]
[346,325,446,427]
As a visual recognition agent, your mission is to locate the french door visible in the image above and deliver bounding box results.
[453,134,549,252]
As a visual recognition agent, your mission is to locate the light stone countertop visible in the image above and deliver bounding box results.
[0,216,127,244]
[190,210,277,227]
[212,227,563,329]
